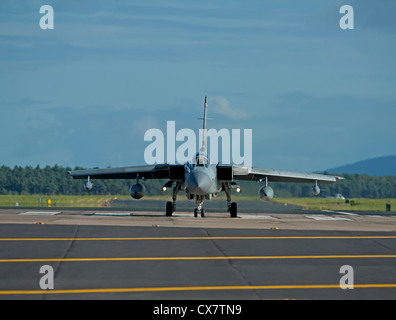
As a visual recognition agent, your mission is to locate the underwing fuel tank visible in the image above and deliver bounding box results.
[130,183,147,199]
[84,180,93,191]
[259,186,274,201]
[312,185,321,195]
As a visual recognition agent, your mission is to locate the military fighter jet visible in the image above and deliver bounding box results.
[67,97,342,218]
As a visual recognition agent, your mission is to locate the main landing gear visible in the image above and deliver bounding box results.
[165,182,181,217]
[223,182,238,218]
[166,195,205,218]
[165,189,205,218]
[165,182,238,219]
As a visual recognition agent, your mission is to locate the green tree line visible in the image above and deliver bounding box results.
[0,165,395,198]
[0,165,165,196]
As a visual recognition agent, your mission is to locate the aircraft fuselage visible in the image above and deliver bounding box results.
[185,164,219,196]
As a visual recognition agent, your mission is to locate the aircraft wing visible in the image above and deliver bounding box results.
[232,165,342,184]
[68,163,342,185]
[67,164,184,180]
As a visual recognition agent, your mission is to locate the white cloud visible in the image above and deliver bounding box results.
[209,96,249,119]
[131,116,159,134]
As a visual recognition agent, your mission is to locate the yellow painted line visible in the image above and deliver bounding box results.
[1,236,396,241]
[1,284,396,295]
[1,255,396,263]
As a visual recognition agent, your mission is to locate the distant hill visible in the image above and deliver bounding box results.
[327,155,396,176]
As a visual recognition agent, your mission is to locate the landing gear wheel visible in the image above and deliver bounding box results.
[230,202,237,218]
[194,208,198,218]
[200,209,205,218]
[166,201,173,217]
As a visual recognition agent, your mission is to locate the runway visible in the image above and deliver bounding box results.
[1,206,396,300]
[0,205,395,231]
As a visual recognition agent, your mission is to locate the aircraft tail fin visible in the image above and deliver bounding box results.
[199,96,208,153]
[203,96,208,131]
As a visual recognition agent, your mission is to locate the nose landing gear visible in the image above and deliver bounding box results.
[194,196,205,218]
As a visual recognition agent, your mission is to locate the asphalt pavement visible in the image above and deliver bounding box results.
[0,218,396,300]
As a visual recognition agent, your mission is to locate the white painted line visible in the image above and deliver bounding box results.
[171,214,194,218]
[162,214,280,219]
[238,214,279,220]
[305,215,353,221]
[19,212,61,216]
[92,212,133,216]
[321,210,358,216]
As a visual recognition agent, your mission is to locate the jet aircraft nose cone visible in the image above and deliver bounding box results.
[186,170,211,195]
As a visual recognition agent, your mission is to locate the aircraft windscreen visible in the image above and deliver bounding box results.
[193,152,210,167]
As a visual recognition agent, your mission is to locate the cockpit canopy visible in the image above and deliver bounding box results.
[192,152,210,167]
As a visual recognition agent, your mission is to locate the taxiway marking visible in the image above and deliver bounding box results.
[321,210,358,216]
[1,284,396,295]
[91,212,133,216]
[1,236,396,241]
[305,215,353,221]
[1,254,396,263]
[18,212,61,216]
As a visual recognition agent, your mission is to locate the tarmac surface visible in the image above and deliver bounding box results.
[1,201,396,300]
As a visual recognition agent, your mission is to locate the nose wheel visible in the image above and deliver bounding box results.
[194,208,205,218]
[194,197,205,218]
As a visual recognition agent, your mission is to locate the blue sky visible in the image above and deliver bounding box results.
[1,0,395,172]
